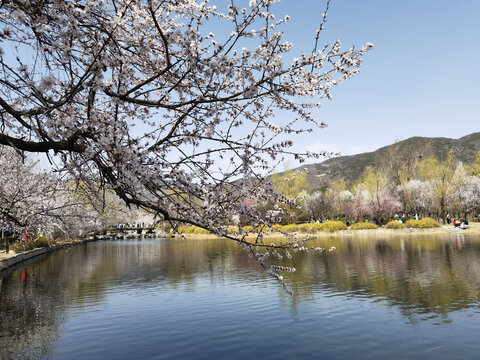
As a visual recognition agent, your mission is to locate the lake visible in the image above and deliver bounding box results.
[1,234,480,359]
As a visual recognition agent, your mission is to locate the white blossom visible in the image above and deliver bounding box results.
[0,0,371,243]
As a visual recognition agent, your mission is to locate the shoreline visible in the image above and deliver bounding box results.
[180,223,480,241]
[0,237,98,272]
[2,223,479,271]
[0,232,167,272]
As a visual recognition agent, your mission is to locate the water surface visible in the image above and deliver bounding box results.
[2,235,480,359]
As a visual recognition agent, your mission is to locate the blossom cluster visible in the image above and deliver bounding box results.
[0,1,371,235]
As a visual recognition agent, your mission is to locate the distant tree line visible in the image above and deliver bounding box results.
[268,150,480,225]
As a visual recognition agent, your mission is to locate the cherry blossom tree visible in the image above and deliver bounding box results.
[0,146,104,252]
[450,165,480,219]
[305,190,330,221]
[341,190,369,219]
[461,177,480,219]
[399,179,431,217]
[369,194,401,220]
[0,0,371,248]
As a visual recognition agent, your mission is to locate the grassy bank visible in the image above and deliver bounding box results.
[177,221,480,241]
[4,223,479,264]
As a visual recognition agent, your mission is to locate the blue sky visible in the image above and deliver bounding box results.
[29,1,480,172]
[274,0,480,162]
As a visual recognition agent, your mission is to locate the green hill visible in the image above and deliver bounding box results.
[290,132,480,188]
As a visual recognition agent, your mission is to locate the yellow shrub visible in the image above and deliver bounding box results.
[385,221,404,229]
[404,220,416,228]
[227,226,239,233]
[406,217,440,228]
[177,225,211,234]
[319,221,348,232]
[271,224,283,231]
[35,235,55,247]
[278,221,347,233]
[420,217,441,228]
[177,226,195,233]
[298,223,324,233]
[280,224,300,233]
[242,225,253,232]
[350,222,378,230]
[193,226,211,234]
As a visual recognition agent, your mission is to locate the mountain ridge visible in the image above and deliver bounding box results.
[288,132,480,188]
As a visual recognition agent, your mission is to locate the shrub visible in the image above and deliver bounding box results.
[385,221,404,229]
[405,217,440,229]
[177,225,211,234]
[320,220,348,232]
[280,224,300,233]
[242,225,253,232]
[298,223,324,233]
[350,222,378,230]
[227,226,239,233]
[35,235,55,247]
[193,226,211,234]
[420,217,441,228]
[177,226,194,233]
[294,221,347,232]
[403,220,414,228]
[9,235,55,253]
[10,241,34,252]
[271,224,283,232]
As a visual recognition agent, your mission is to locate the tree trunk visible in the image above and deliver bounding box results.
[440,196,446,224]
[2,229,8,254]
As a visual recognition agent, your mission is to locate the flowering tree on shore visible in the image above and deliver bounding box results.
[0,0,371,243]
[271,168,308,223]
[418,152,456,223]
[399,179,431,217]
[0,146,105,252]
[450,166,480,219]
[305,190,330,221]
[341,190,369,219]
[460,177,480,218]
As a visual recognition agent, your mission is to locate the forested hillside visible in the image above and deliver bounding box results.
[294,132,480,188]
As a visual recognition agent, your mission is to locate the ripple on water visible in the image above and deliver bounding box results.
[3,236,480,360]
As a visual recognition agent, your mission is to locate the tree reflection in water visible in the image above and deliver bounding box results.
[1,235,480,357]
[290,235,480,323]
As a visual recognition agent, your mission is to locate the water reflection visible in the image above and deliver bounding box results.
[0,239,264,358]
[1,235,480,358]
[286,234,480,322]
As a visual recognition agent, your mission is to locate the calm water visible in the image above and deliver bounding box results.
[2,235,480,359]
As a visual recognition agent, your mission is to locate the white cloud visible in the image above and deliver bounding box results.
[303,142,341,156]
